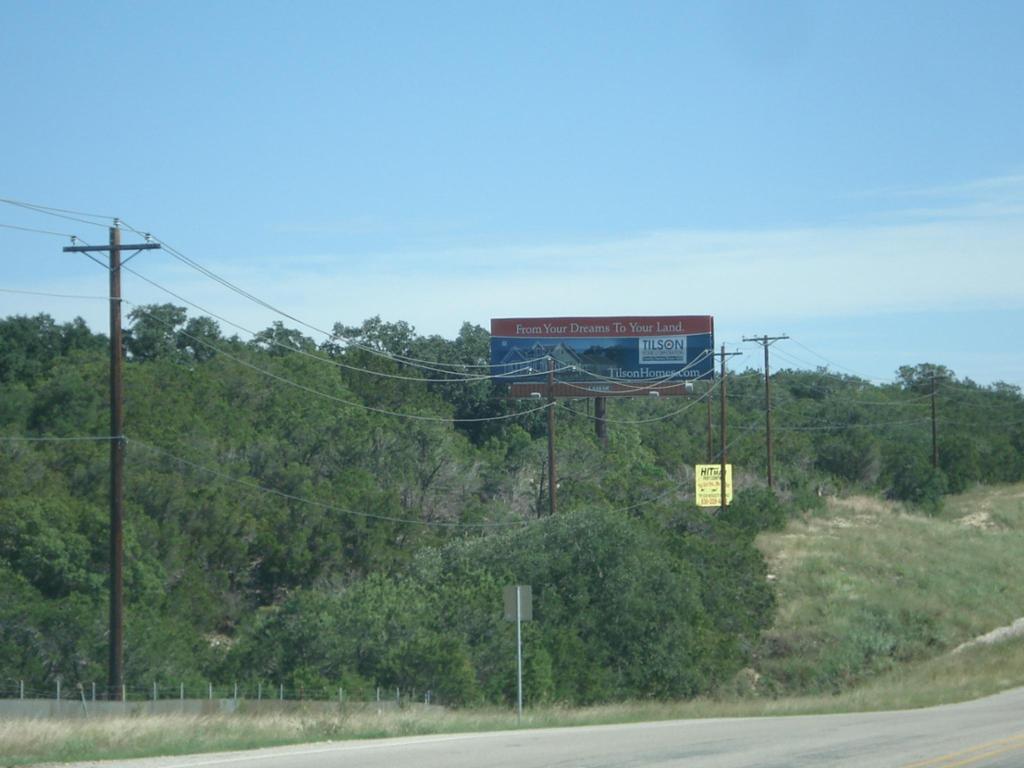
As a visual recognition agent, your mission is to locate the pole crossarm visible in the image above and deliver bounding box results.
[63,243,162,252]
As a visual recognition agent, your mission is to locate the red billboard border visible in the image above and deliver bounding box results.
[490,315,714,339]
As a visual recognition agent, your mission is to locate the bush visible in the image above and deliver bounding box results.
[720,488,788,535]
[889,454,947,514]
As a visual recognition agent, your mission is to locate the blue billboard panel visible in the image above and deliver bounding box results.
[490,315,714,384]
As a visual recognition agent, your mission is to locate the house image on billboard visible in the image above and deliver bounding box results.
[494,341,585,373]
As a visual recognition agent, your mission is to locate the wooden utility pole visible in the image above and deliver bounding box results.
[743,334,789,488]
[547,357,557,516]
[714,346,742,511]
[706,381,714,463]
[931,372,939,470]
[64,225,160,699]
[720,344,727,510]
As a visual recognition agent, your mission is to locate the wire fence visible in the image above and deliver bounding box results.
[0,679,436,719]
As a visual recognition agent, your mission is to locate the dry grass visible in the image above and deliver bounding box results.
[756,483,1024,695]
[7,636,1024,767]
[6,636,1024,767]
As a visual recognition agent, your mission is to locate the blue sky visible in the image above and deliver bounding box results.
[2,1,1023,385]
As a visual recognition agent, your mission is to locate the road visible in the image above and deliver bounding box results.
[65,687,1024,768]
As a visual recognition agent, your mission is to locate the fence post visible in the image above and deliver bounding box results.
[180,683,184,701]
[279,683,283,701]
[56,679,61,702]
[209,682,213,700]
[338,687,342,705]
[258,683,262,701]
[92,681,96,702]
[122,684,127,714]
[153,681,158,703]
[20,680,24,700]
[233,682,238,703]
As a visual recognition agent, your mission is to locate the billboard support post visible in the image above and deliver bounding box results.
[547,358,556,516]
[595,396,607,447]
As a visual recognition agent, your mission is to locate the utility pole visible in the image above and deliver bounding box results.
[64,224,161,699]
[547,357,557,516]
[931,371,939,470]
[706,380,714,463]
[714,346,742,512]
[743,334,789,489]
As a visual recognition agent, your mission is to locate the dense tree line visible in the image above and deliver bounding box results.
[1,309,1022,702]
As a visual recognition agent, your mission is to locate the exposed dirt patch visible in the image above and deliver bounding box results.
[826,496,892,517]
[952,618,1024,654]
[958,510,996,530]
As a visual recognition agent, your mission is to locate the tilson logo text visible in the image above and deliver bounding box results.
[638,335,687,363]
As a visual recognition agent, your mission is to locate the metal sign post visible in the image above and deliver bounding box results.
[503,584,533,724]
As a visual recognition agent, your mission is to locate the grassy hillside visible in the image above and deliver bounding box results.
[755,483,1024,695]
[6,485,1024,766]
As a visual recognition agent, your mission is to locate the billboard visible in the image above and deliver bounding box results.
[490,316,714,392]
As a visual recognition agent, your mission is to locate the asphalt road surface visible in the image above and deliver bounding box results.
[64,687,1024,768]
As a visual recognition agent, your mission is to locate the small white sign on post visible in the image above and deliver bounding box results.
[503,584,532,724]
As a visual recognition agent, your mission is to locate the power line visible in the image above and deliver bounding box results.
[0,197,113,229]
[557,377,722,425]
[117,218,556,375]
[736,417,931,433]
[0,286,111,301]
[0,222,78,238]
[787,337,892,383]
[121,265,541,385]
[132,305,554,424]
[0,435,116,442]
[0,196,114,221]
[128,439,529,529]
[562,348,715,391]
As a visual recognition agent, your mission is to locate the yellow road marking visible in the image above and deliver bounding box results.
[902,733,1024,767]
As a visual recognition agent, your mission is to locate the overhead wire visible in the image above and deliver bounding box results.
[562,348,715,391]
[558,376,721,425]
[114,218,717,385]
[131,304,556,424]
[0,222,78,238]
[0,197,113,229]
[605,410,766,515]
[0,286,111,302]
[117,218,553,375]
[787,337,892,383]
[738,417,931,433]
[128,438,529,529]
[121,265,542,384]
[0,435,116,442]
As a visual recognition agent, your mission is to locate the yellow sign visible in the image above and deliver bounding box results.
[695,464,733,507]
